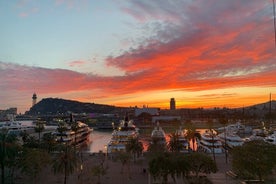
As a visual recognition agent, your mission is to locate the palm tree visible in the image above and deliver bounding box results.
[126,137,143,161]
[70,121,79,153]
[220,118,228,163]
[91,164,108,184]
[185,126,198,151]
[57,121,68,142]
[0,129,19,184]
[19,148,50,184]
[34,121,45,145]
[147,139,166,158]
[52,144,79,184]
[42,132,57,153]
[114,152,131,174]
[167,133,183,153]
[207,119,216,161]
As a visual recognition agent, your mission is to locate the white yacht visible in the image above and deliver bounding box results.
[218,131,244,148]
[173,127,190,152]
[107,116,139,153]
[217,122,246,134]
[53,121,92,147]
[197,129,223,154]
[151,122,166,145]
[264,131,276,145]
[0,121,35,135]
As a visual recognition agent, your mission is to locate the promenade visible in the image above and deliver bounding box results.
[207,154,241,184]
[75,153,241,184]
[13,152,242,184]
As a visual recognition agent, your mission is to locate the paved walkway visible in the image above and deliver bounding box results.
[207,154,241,184]
[14,152,242,184]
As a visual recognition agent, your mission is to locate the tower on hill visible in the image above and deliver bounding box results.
[32,93,37,107]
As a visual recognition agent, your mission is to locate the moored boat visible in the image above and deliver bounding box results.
[0,120,35,135]
[264,131,276,145]
[218,131,244,148]
[217,122,247,134]
[197,129,223,154]
[107,116,139,153]
[52,120,92,147]
[151,122,166,145]
[173,127,190,152]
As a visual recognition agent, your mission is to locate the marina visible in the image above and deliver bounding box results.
[2,120,276,154]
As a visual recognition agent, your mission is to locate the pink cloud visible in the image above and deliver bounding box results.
[54,0,88,10]
[68,60,86,67]
[19,12,28,17]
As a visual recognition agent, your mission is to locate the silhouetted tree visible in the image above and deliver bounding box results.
[185,126,200,151]
[70,121,80,153]
[0,129,20,184]
[126,137,143,161]
[91,164,108,184]
[34,121,45,145]
[167,133,183,152]
[19,148,50,183]
[187,152,217,178]
[57,121,68,142]
[149,153,174,184]
[52,144,79,184]
[41,132,57,153]
[147,138,166,158]
[231,140,276,181]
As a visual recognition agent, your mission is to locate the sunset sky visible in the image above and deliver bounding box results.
[1,0,276,113]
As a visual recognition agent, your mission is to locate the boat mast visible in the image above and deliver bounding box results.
[273,0,276,47]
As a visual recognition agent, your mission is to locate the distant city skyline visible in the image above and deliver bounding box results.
[0,1,276,113]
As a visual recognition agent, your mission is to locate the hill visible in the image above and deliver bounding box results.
[26,98,126,115]
[244,100,276,111]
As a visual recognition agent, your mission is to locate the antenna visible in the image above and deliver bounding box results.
[269,93,272,122]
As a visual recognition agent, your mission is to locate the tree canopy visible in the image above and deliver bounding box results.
[0,129,20,184]
[148,152,217,183]
[231,140,276,181]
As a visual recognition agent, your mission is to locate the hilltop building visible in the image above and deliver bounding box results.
[170,98,176,110]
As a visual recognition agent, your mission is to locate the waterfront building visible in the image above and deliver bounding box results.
[152,115,181,123]
[0,108,17,120]
[134,106,159,116]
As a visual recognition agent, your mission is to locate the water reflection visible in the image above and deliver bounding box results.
[86,130,112,153]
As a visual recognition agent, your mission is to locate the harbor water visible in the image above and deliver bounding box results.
[87,130,112,153]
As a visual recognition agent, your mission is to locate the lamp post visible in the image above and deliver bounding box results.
[224,125,228,164]
[211,129,216,161]
[104,145,108,160]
